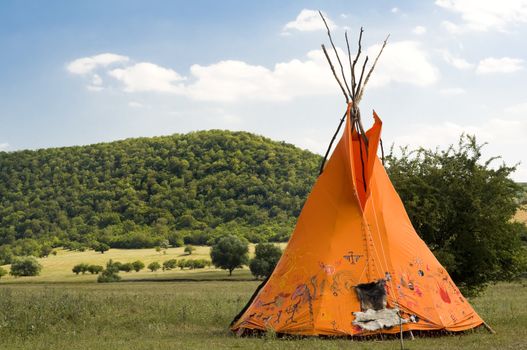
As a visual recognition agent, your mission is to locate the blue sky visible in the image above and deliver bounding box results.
[1,1,526,180]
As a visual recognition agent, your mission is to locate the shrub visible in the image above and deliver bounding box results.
[87,265,103,274]
[93,242,110,254]
[250,243,282,279]
[9,256,42,277]
[39,245,53,258]
[177,260,187,270]
[0,245,14,265]
[167,232,184,247]
[148,261,161,272]
[0,266,7,280]
[72,263,90,275]
[210,235,249,276]
[97,260,121,283]
[131,260,145,272]
[119,262,133,273]
[184,245,195,255]
[162,259,178,271]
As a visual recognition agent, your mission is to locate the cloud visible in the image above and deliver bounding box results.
[440,87,466,95]
[441,50,474,69]
[504,101,527,114]
[413,26,427,35]
[67,53,129,75]
[283,9,335,33]
[128,101,144,108]
[436,0,527,32]
[365,41,440,88]
[0,143,9,151]
[441,20,463,34]
[391,7,399,13]
[70,44,439,102]
[476,57,524,74]
[109,62,186,93]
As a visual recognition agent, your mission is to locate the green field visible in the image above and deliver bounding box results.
[0,245,288,283]
[0,280,525,350]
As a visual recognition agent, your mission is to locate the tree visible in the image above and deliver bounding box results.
[131,260,145,272]
[72,263,89,275]
[0,266,7,280]
[94,242,110,254]
[119,262,133,272]
[386,135,527,295]
[184,245,195,255]
[87,265,103,274]
[168,232,184,247]
[148,261,161,272]
[249,243,282,279]
[9,257,42,277]
[97,260,121,283]
[162,259,178,271]
[210,235,249,276]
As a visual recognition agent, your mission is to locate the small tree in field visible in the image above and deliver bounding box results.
[119,262,133,273]
[97,260,121,283]
[87,265,103,274]
[148,261,161,272]
[10,257,42,277]
[250,243,282,279]
[132,260,145,272]
[94,242,110,254]
[184,245,195,255]
[210,235,249,276]
[162,259,178,271]
[72,263,89,275]
[0,266,7,280]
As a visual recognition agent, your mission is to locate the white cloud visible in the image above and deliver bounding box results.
[440,87,466,95]
[436,0,527,32]
[391,7,399,13]
[67,53,129,75]
[441,20,463,33]
[0,143,9,151]
[70,43,439,102]
[441,50,474,69]
[476,57,524,74]
[413,26,427,35]
[128,101,144,108]
[283,9,336,33]
[109,62,186,93]
[365,41,440,87]
[504,101,527,114]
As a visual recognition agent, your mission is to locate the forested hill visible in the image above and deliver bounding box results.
[0,130,321,252]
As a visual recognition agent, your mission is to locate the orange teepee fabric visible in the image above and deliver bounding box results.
[231,105,483,336]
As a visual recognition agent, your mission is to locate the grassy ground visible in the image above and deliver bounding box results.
[0,245,284,283]
[0,280,525,350]
[515,206,527,224]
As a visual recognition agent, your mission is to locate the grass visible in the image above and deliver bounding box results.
[514,206,527,224]
[0,244,287,283]
[0,281,525,349]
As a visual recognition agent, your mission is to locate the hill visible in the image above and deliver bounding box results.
[0,130,321,259]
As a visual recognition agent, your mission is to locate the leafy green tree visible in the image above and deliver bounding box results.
[210,235,249,276]
[72,263,89,275]
[162,259,178,271]
[39,245,53,258]
[87,265,103,274]
[177,259,187,270]
[249,243,282,279]
[148,261,161,272]
[0,266,7,280]
[9,257,42,277]
[184,245,195,255]
[386,135,527,295]
[119,262,133,272]
[131,260,145,272]
[168,232,184,247]
[97,260,121,283]
[0,245,14,265]
[94,242,110,254]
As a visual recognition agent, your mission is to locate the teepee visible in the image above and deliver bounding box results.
[231,13,487,337]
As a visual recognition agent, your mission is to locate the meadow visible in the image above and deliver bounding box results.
[0,280,525,350]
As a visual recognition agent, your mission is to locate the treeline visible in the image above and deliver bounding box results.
[0,130,319,258]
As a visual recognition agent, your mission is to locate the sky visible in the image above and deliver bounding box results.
[0,0,526,181]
